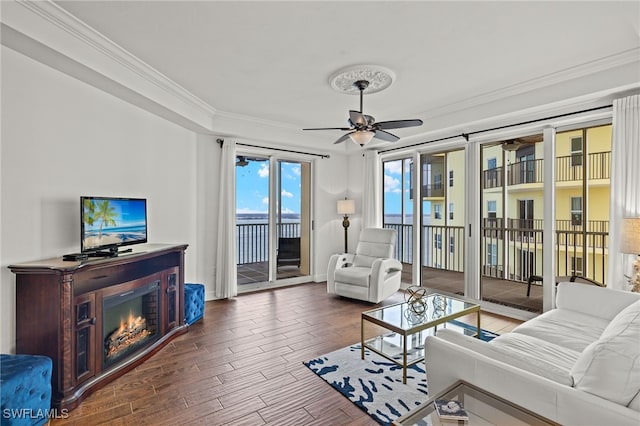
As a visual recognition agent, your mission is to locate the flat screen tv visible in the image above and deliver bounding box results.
[81,196,147,255]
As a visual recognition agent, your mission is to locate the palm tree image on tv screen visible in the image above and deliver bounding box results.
[83,199,147,250]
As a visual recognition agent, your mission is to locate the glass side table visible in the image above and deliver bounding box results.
[393,380,559,425]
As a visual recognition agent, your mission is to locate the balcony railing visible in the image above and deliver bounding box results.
[556,151,611,182]
[236,219,608,286]
[482,167,503,189]
[422,183,445,198]
[508,159,543,185]
[236,222,299,265]
[385,220,608,286]
[483,151,611,187]
[481,219,608,285]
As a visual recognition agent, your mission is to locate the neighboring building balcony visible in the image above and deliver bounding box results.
[507,159,543,186]
[410,183,445,199]
[556,151,611,183]
[481,151,610,189]
[482,167,503,190]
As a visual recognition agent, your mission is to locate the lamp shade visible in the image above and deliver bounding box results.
[621,217,640,254]
[337,199,356,215]
[349,130,375,146]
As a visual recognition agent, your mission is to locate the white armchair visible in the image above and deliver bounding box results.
[327,228,403,303]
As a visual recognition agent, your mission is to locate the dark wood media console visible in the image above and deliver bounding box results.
[9,243,189,410]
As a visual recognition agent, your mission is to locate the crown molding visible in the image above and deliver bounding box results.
[3,0,316,139]
[4,0,217,129]
[421,47,640,121]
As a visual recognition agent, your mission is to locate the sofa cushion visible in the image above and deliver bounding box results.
[334,266,371,287]
[435,329,575,386]
[512,308,609,352]
[571,299,640,406]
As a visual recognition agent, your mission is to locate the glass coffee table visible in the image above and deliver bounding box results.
[361,293,480,384]
[393,380,558,425]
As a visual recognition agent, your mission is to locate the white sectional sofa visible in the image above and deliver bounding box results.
[425,282,640,425]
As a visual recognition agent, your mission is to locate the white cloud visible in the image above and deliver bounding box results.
[281,189,293,198]
[291,166,301,176]
[384,161,403,175]
[384,174,401,193]
[236,207,267,214]
[258,163,269,178]
[262,197,269,205]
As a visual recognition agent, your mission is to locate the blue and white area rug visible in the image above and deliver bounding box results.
[303,322,498,425]
[304,344,427,425]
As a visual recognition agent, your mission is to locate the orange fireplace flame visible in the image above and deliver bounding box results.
[105,310,152,360]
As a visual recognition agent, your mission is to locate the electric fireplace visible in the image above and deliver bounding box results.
[102,281,161,368]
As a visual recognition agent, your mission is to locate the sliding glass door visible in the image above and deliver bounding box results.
[235,155,311,289]
[383,158,413,284]
[480,134,545,313]
[554,124,611,284]
[420,149,465,295]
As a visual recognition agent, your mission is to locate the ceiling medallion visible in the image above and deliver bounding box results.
[329,65,395,95]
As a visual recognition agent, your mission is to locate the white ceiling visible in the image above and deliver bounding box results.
[52,1,640,151]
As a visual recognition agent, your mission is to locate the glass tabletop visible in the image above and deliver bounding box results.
[393,381,558,425]
[363,293,478,333]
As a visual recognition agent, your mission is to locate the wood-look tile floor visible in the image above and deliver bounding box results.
[51,282,522,426]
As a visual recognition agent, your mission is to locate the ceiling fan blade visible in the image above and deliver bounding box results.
[376,119,423,130]
[303,126,352,131]
[374,129,400,142]
[349,110,368,126]
[334,132,355,144]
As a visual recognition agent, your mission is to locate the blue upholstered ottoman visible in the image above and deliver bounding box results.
[0,354,52,426]
[184,283,205,325]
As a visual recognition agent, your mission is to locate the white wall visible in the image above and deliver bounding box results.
[0,46,199,352]
[0,44,350,352]
[313,154,351,281]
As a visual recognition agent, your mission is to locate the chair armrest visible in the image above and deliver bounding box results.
[332,253,355,269]
[371,257,402,281]
[327,253,355,293]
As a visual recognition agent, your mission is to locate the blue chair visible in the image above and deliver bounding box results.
[184,283,205,325]
[0,354,52,426]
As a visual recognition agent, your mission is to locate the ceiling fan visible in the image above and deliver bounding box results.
[303,80,423,146]
[235,155,266,167]
[501,134,543,151]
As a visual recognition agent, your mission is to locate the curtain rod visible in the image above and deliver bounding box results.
[379,104,613,154]
[217,138,330,159]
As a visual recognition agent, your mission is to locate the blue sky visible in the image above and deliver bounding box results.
[383,159,431,218]
[234,158,421,217]
[236,160,301,214]
[383,160,413,216]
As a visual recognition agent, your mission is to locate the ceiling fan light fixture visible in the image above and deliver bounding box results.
[502,140,521,151]
[349,130,375,146]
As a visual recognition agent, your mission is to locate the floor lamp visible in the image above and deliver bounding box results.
[621,217,640,292]
[337,199,355,253]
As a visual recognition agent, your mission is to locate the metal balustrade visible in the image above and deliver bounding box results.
[236,223,300,265]
[236,220,608,286]
[482,151,610,186]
